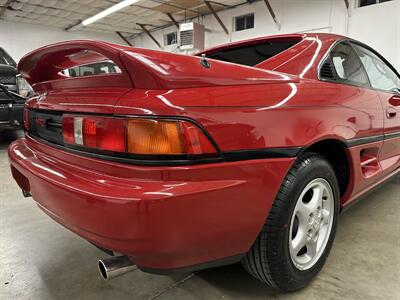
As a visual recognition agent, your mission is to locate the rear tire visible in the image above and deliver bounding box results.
[242,153,340,292]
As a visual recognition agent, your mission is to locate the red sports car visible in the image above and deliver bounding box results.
[8,33,400,291]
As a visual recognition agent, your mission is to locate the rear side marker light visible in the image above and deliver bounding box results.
[62,115,217,156]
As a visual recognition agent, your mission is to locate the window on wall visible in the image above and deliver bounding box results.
[164,32,177,46]
[234,13,254,32]
[358,0,393,7]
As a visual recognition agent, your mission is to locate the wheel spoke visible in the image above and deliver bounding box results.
[307,239,318,259]
[309,185,323,210]
[322,209,330,224]
[296,201,313,223]
[291,228,308,256]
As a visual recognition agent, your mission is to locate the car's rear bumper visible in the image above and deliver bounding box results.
[8,136,294,272]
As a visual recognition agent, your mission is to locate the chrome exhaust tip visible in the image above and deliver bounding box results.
[98,256,136,281]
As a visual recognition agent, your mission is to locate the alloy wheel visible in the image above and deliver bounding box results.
[289,178,335,270]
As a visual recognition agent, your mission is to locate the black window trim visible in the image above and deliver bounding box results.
[318,38,400,95]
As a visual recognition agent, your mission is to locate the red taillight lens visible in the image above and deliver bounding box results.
[62,116,74,144]
[63,115,126,152]
[93,118,126,152]
[180,121,216,154]
[23,108,29,130]
[62,115,217,157]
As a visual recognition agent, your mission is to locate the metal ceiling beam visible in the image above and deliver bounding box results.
[166,13,179,29]
[149,0,199,14]
[0,0,15,18]
[204,1,229,36]
[263,0,281,30]
[207,1,229,8]
[137,23,162,48]
[116,31,133,46]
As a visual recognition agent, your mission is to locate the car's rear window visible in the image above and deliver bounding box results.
[62,61,121,77]
[205,40,300,66]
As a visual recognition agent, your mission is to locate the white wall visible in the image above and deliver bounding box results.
[347,0,400,71]
[0,20,124,62]
[133,0,400,70]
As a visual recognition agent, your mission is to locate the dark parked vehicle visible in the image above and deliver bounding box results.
[0,47,32,129]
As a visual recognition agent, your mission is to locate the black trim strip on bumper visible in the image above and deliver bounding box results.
[27,134,302,166]
[345,132,400,148]
[344,135,384,147]
[384,132,400,140]
[223,147,303,161]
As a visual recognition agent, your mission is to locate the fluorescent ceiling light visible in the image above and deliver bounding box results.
[81,0,140,26]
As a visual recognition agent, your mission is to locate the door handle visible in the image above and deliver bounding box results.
[386,107,398,119]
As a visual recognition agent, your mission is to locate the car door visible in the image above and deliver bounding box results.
[352,42,400,177]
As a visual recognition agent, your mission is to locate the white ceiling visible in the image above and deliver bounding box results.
[0,0,247,38]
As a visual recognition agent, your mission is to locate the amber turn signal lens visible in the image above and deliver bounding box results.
[127,119,185,154]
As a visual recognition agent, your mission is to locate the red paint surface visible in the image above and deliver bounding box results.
[9,33,400,270]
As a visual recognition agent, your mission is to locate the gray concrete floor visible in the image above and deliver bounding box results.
[0,129,399,300]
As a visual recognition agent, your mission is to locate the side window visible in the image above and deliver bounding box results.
[329,43,370,87]
[352,43,400,92]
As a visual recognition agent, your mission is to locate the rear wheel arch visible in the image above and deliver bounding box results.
[301,139,351,199]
